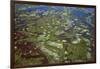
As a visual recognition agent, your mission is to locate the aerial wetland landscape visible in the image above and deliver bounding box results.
[13,3,95,67]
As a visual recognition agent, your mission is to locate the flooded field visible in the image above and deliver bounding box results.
[13,3,95,67]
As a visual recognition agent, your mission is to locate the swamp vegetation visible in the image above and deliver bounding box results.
[14,4,95,66]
